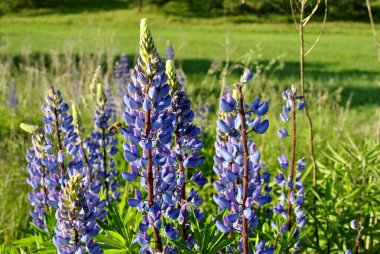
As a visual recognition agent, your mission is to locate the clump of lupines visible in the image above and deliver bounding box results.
[213,68,272,253]
[53,173,102,254]
[166,59,207,244]
[122,18,178,252]
[22,123,60,230]
[272,85,306,253]
[85,83,120,203]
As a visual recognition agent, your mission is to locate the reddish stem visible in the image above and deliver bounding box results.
[354,229,361,254]
[145,108,163,252]
[287,96,297,244]
[80,141,92,182]
[53,108,65,182]
[101,127,109,201]
[237,84,249,254]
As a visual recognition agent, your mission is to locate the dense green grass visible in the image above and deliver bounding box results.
[0,8,379,251]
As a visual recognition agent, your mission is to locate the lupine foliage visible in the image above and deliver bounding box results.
[9,17,380,254]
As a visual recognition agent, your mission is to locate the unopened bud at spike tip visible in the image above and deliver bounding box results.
[20,123,40,134]
[72,104,81,134]
[96,83,106,107]
[166,60,180,92]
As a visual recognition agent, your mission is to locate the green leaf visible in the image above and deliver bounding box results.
[207,233,238,254]
[12,236,37,247]
[95,232,128,250]
[169,240,196,254]
[107,231,126,246]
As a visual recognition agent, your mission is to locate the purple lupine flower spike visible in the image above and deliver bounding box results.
[122,18,177,252]
[166,59,206,244]
[41,86,75,185]
[85,83,120,205]
[114,54,131,116]
[273,85,306,253]
[53,173,102,254]
[214,68,272,253]
[21,123,60,230]
[7,80,18,110]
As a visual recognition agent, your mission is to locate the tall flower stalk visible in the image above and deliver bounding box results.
[290,0,327,245]
[122,18,177,252]
[42,87,77,185]
[166,59,207,243]
[213,68,272,253]
[273,85,306,253]
[85,83,119,203]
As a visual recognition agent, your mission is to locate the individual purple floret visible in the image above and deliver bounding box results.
[254,240,274,254]
[213,68,272,253]
[166,59,207,243]
[85,83,120,204]
[21,123,60,230]
[122,18,177,252]
[53,173,103,254]
[273,85,306,253]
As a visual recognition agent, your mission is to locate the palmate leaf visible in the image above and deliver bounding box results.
[96,203,140,252]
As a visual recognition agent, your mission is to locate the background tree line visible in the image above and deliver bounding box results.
[0,0,379,21]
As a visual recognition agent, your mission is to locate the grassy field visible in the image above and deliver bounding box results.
[0,7,379,251]
[1,9,379,103]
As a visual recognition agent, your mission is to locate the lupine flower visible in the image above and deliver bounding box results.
[7,80,18,109]
[53,173,103,254]
[273,85,306,253]
[213,69,272,253]
[71,67,80,103]
[41,86,76,184]
[254,240,274,254]
[166,59,207,243]
[105,80,118,122]
[193,101,212,136]
[122,18,177,252]
[21,123,60,230]
[350,219,358,230]
[114,54,131,115]
[85,83,120,204]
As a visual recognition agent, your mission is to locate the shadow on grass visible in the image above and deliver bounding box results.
[1,52,379,107]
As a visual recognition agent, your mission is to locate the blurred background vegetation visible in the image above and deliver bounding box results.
[1,0,380,21]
